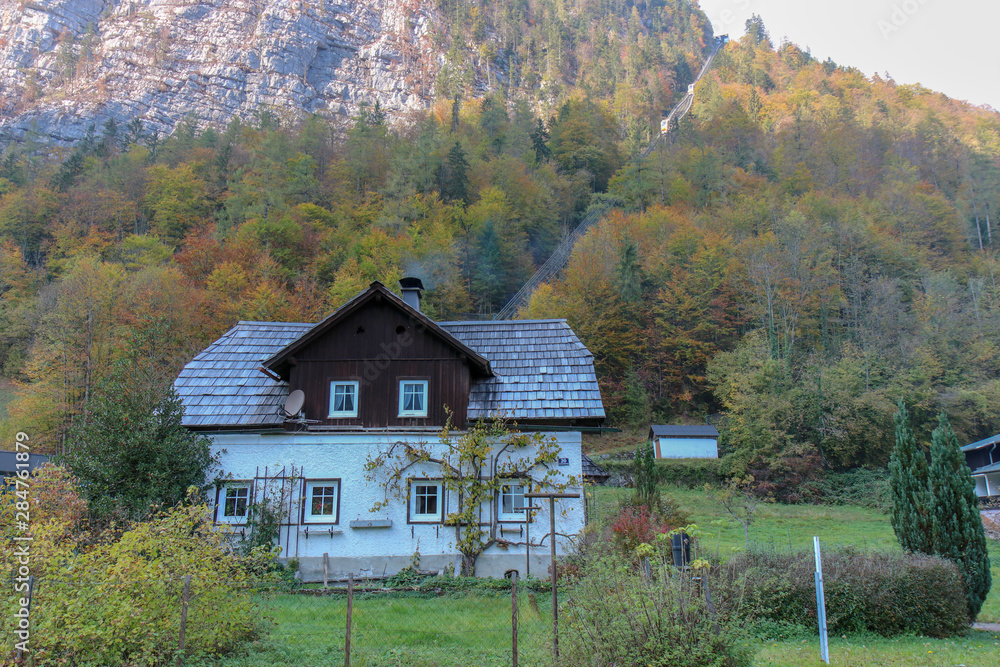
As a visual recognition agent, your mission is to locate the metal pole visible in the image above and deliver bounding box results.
[345,572,354,667]
[814,537,830,664]
[511,572,519,667]
[549,496,559,662]
[525,513,530,579]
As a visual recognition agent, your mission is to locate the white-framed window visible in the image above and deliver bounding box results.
[409,480,443,522]
[398,380,429,417]
[217,482,252,524]
[498,481,528,521]
[303,479,340,524]
[329,381,359,418]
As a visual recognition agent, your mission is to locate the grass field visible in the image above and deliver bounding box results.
[592,485,1000,624]
[754,630,1000,666]
[213,485,1000,666]
[589,485,902,555]
[213,591,553,667]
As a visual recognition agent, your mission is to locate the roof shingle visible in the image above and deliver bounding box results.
[175,318,605,427]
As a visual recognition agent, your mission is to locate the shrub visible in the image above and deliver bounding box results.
[716,547,968,638]
[563,555,753,667]
[0,491,277,664]
[818,468,891,512]
[610,504,667,556]
[597,457,724,488]
[745,450,824,503]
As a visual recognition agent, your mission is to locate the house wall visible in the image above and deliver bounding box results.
[974,472,1000,498]
[208,430,585,580]
[654,437,718,459]
[288,299,472,428]
[965,446,997,471]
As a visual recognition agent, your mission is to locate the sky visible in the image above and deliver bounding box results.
[695,0,1000,109]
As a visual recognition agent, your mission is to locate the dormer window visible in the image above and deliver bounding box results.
[329,381,359,418]
[398,380,428,417]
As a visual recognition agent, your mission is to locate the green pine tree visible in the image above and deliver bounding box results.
[888,399,932,553]
[928,412,992,619]
[439,141,470,205]
[633,440,658,510]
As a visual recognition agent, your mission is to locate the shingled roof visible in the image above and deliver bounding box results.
[441,320,604,422]
[175,318,605,428]
[175,321,312,428]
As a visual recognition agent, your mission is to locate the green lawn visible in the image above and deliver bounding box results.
[211,592,552,667]
[754,630,1000,666]
[214,487,1000,666]
[622,486,999,619]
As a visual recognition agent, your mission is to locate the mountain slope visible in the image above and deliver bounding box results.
[0,0,711,143]
[0,0,435,142]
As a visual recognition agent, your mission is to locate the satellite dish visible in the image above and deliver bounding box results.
[283,390,305,417]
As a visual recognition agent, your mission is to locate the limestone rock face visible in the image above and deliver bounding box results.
[0,0,444,142]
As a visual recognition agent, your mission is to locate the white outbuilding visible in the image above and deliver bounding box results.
[648,425,719,459]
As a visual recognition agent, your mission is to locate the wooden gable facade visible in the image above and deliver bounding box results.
[263,283,491,429]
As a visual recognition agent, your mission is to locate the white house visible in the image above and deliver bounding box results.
[647,425,719,459]
[963,434,1000,499]
[175,280,606,580]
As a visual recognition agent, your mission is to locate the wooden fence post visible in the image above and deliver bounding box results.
[344,572,354,667]
[176,575,192,667]
[511,572,518,667]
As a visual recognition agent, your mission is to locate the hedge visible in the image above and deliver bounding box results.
[597,457,724,488]
[716,548,968,638]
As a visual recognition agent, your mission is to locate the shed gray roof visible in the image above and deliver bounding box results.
[175,318,604,428]
[649,425,719,439]
[582,453,610,481]
[972,461,1000,475]
[0,451,49,475]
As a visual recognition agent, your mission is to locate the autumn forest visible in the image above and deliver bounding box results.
[2,3,1000,497]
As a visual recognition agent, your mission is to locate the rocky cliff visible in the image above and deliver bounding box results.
[0,0,445,142]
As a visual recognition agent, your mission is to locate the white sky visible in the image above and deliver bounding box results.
[696,0,1000,109]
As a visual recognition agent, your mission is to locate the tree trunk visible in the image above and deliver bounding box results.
[460,552,478,577]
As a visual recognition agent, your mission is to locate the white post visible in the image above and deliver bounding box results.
[814,536,830,664]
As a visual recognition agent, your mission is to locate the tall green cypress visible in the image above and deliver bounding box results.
[888,399,932,553]
[928,412,992,619]
[633,440,658,509]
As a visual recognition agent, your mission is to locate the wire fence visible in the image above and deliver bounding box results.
[3,573,559,667]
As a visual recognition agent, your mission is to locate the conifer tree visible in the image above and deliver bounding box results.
[888,399,931,553]
[633,439,658,509]
[928,412,992,619]
[439,141,470,205]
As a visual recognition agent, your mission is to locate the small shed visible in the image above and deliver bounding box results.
[0,450,49,486]
[581,453,610,485]
[648,425,719,459]
[963,434,1000,498]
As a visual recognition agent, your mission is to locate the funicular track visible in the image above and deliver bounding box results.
[493,36,726,321]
